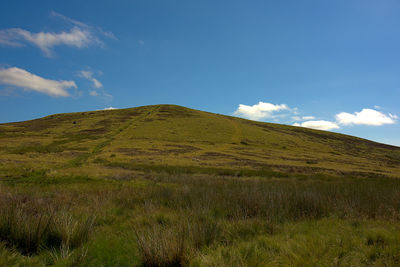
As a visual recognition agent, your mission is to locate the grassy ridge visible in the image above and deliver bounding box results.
[0,104,399,177]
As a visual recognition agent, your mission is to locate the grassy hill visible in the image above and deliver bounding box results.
[1,104,399,178]
[1,105,400,266]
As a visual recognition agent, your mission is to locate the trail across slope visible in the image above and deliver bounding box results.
[0,104,399,177]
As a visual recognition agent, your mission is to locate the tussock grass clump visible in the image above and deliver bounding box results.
[134,224,187,266]
[48,213,96,251]
[0,193,95,256]
[133,216,223,266]
[0,207,52,255]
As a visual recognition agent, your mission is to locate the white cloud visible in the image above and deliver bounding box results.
[92,79,102,88]
[233,101,397,131]
[0,12,114,57]
[292,115,316,121]
[78,70,103,88]
[0,29,24,47]
[302,116,315,120]
[234,101,290,120]
[336,108,397,126]
[0,67,75,97]
[104,106,117,110]
[78,69,111,100]
[293,120,340,131]
[0,27,94,57]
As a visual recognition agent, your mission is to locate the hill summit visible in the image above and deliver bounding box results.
[1,104,399,177]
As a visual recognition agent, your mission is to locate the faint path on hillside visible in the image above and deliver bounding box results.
[228,117,242,144]
[63,106,160,168]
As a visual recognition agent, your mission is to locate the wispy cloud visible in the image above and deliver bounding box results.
[78,69,112,101]
[302,116,315,120]
[0,12,115,57]
[0,67,76,97]
[293,120,339,131]
[78,70,103,88]
[336,108,397,126]
[292,115,316,121]
[234,101,290,120]
[0,27,94,57]
[49,11,116,40]
[49,11,87,28]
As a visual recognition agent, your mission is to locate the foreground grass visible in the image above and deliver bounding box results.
[1,104,400,266]
[193,218,400,266]
[0,171,400,266]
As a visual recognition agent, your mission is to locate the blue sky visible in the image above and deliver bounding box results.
[0,0,399,146]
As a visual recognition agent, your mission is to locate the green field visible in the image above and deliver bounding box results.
[0,105,400,266]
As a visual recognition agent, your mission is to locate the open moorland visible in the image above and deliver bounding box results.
[1,104,400,266]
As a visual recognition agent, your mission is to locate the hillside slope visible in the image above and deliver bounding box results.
[1,104,399,177]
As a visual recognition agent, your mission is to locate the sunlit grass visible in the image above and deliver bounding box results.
[0,105,399,266]
[0,172,399,265]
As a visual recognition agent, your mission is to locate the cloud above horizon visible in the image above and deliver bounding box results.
[77,69,112,101]
[0,67,76,97]
[302,116,315,120]
[293,108,397,131]
[234,101,290,120]
[0,12,114,57]
[293,120,339,131]
[233,101,397,132]
[336,108,397,126]
[78,70,103,88]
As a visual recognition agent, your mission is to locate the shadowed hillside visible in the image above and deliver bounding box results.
[1,104,399,178]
